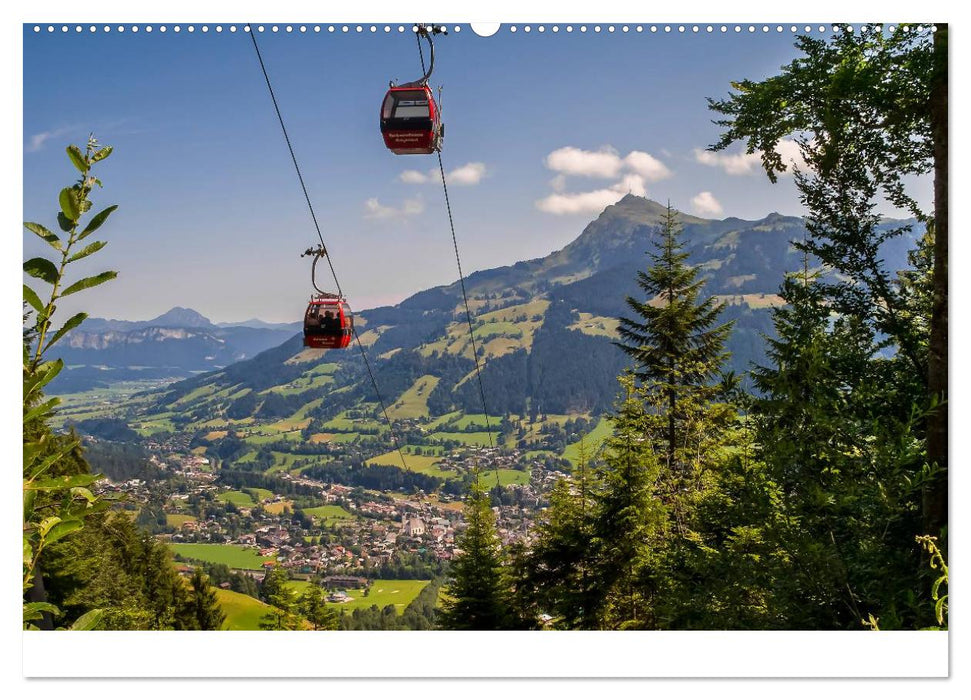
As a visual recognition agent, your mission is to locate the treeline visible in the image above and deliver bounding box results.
[80,438,162,483]
[441,41,949,629]
[338,579,443,630]
[302,461,447,495]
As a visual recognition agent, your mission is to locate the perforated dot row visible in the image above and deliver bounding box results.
[31,24,935,35]
[31,24,461,34]
[506,24,931,34]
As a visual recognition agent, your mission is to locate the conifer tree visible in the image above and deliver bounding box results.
[298,584,339,630]
[589,373,664,629]
[616,203,734,518]
[259,566,299,630]
[512,439,599,629]
[189,568,226,631]
[437,481,508,630]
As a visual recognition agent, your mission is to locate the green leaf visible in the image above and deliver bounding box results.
[24,222,62,250]
[28,473,100,491]
[91,145,113,162]
[78,205,117,240]
[24,601,60,621]
[24,359,65,399]
[23,284,44,315]
[23,397,61,426]
[57,212,74,233]
[23,258,59,285]
[38,516,61,538]
[67,240,107,263]
[66,145,87,173]
[23,538,33,567]
[69,609,104,631]
[45,520,83,546]
[59,187,81,222]
[70,487,98,503]
[44,312,87,351]
[60,271,117,297]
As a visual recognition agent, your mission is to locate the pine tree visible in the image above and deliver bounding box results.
[616,203,734,526]
[512,439,600,629]
[589,373,664,629]
[189,568,226,631]
[298,584,339,631]
[437,481,508,630]
[259,566,299,630]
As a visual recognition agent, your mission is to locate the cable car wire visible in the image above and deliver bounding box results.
[247,25,410,473]
[414,26,500,494]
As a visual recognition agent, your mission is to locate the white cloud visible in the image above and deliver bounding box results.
[693,139,806,176]
[536,177,647,216]
[446,162,487,185]
[623,151,672,182]
[536,189,628,216]
[364,197,425,220]
[537,145,671,216]
[397,161,487,186]
[25,126,76,153]
[398,170,429,184]
[545,146,624,179]
[693,147,762,175]
[691,191,724,217]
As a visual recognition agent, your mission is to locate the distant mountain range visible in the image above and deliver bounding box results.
[102,195,919,429]
[51,308,301,393]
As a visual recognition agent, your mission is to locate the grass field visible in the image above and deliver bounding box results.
[303,504,356,525]
[477,468,531,487]
[217,491,255,507]
[325,579,430,613]
[562,417,614,467]
[165,514,197,528]
[215,589,311,631]
[429,431,500,446]
[170,543,275,570]
[388,375,440,419]
[366,451,453,479]
[263,500,293,515]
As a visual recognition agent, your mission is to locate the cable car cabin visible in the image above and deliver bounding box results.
[303,297,353,349]
[380,86,443,155]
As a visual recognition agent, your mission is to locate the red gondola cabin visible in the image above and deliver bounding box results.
[380,85,443,155]
[303,296,353,349]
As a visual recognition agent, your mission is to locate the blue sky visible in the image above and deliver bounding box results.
[22,23,932,323]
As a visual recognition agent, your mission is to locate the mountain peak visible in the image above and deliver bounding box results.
[148,307,214,328]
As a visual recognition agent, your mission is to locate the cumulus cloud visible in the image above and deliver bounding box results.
[623,151,672,182]
[364,197,424,220]
[536,175,648,216]
[693,138,806,176]
[545,146,625,179]
[691,191,724,217]
[537,145,670,216]
[397,161,487,186]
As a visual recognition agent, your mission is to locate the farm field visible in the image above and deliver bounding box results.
[217,491,256,507]
[366,451,452,479]
[216,589,311,630]
[562,417,614,466]
[170,543,275,570]
[303,504,356,525]
[324,579,430,613]
[166,514,197,528]
[477,468,530,487]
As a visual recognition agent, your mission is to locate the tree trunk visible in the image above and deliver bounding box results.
[925,23,948,542]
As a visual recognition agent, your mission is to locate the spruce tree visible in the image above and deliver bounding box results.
[589,373,664,629]
[513,440,599,629]
[437,481,508,630]
[189,568,226,631]
[616,203,734,516]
